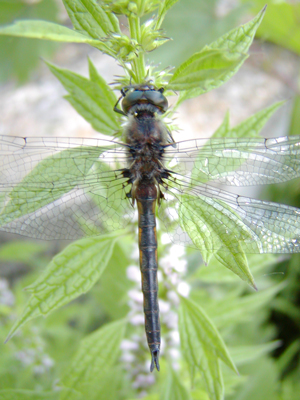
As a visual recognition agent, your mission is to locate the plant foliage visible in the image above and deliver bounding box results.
[0,1,299,400]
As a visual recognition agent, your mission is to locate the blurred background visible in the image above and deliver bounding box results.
[0,1,300,399]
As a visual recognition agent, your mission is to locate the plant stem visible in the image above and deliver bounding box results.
[128,15,146,83]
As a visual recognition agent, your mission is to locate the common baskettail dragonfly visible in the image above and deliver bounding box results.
[1,84,300,371]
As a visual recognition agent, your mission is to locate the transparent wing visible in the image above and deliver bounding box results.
[0,136,133,240]
[164,136,300,186]
[2,134,300,250]
[159,173,300,255]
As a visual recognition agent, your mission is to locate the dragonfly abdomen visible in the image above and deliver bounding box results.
[136,181,160,372]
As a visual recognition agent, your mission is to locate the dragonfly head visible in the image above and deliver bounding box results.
[115,84,168,116]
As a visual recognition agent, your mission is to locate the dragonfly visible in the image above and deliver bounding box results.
[1,83,300,372]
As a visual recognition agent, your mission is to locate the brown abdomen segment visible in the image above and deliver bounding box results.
[135,181,160,372]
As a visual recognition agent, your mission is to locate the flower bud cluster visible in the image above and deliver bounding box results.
[140,19,169,52]
[14,327,55,375]
[105,33,140,62]
[102,0,161,18]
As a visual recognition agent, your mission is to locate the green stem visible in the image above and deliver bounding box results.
[128,15,146,83]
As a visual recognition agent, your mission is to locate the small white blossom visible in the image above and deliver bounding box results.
[127,265,141,282]
[130,314,145,326]
[168,330,180,346]
[128,289,143,303]
[167,290,180,305]
[120,339,139,351]
[161,233,172,245]
[164,310,178,330]
[159,299,170,314]
[177,282,191,297]
[120,352,136,363]
[132,374,155,389]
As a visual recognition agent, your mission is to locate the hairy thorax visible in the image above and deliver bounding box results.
[125,115,169,189]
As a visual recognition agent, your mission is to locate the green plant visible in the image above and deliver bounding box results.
[0,1,299,400]
[0,0,60,83]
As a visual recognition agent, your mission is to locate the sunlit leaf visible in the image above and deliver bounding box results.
[5,234,119,341]
[207,282,285,328]
[151,0,246,69]
[168,48,246,92]
[215,245,256,290]
[214,101,284,139]
[96,239,132,319]
[0,20,101,44]
[190,101,285,189]
[196,254,276,284]
[62,0,120,39]
[0,146,105,226]
[229,341,281,366]
[231,358,278,400]
[0,241,46,263]
[47,61,120,135]
[178,194,257,287]
[186,103,285,218]
[212,111,230,138]
[170,6,266,104]
[289,95,300,136]
[179,296,237,400]
[0,0,59,83]
[160,368,192,400]
[60,319,127,400]
[244,0,300,55]
[156,0,180,29]
[0,390,57,400]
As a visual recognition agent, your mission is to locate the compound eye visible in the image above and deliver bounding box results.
[145,91,168,113]
[122,90,143,114]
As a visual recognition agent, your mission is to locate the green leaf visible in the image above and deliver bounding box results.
[190,101,285,187]
[213,101,284,139]
[196,254,276,284]
[0,145,104,227]
[227,101,285,139]
[167,48,247,92]
[0,20,99,44]
[5,234,118,341]
[156,0,180,29]
[0,390,57,400]
[0,241,46,263]
[74,366,124,400]
[215,245,256,290]
[244,0,300,55]
[207,283,285,328]
[160,368,192,400]
[179,296,237,400]
[47,61,120,135]
[0,20,113,53]
[276,339,300,374]
[208,5,266,53]
[178,194,257,287]
[231,358,278,400]
[62,0,120,39]
[229,341,281,366]
[151,0,246,70]
[169,6,266,104]
[60,319,127,400]
[96,239,132,319]
[0,0,59,83]
[212,111,230,138]
[289,95,300,136]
